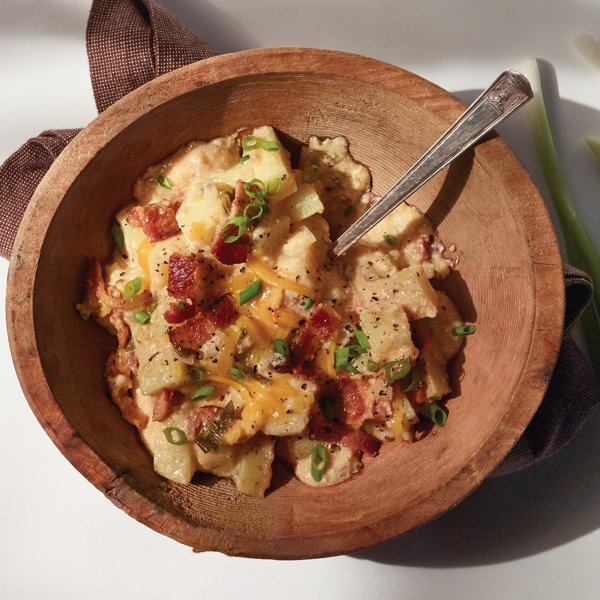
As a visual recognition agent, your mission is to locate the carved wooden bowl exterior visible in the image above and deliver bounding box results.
[6,49,564,559]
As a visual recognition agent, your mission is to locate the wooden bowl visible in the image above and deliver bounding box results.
[6,48,563,559]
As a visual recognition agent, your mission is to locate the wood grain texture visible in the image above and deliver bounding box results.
[6,48,564,559]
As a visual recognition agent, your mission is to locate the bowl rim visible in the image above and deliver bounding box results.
[6,47,564,558]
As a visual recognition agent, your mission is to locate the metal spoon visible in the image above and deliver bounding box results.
[332,70,533,256]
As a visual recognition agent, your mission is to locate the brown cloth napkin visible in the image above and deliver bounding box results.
[1,0,598,476]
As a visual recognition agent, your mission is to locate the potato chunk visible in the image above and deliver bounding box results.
[231,436,275,497]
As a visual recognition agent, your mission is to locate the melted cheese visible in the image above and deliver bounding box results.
[246,256,313,298]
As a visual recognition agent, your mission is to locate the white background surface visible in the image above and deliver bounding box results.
[2,1,600,598]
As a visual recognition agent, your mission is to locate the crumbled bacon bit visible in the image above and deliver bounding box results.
[164,301,197,324]
[414,234,433,263]
[211,231,251,265]
[152,388,184,422]
[127,200,181,242]
[167,253,201,300]
[336,377,365,425]
[307,414,380,456]
[168,294,238,353]
[109,310,130,349]
[407,385,428,404]
[336,373,392,425]
[291,304,341,366]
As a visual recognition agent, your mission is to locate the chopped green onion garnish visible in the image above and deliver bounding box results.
[243,201,265,222]
[134,311,150,324]
[428,402,448,427]
[302,297,314,310]
[273,338,289,357]
[366,360,379,372]
[239,279,262,305]
[344,364,360,374]
[302,164,320,183]
[192,385,215,399]
[157,175,174,189]
[310,443,328,482]
[241,135,259,151]
[229,367,246,380]
[453,324,477,336]
[123,277,142,299]
[260,140,280,151]
[403,366,423,392]
[222,216,249,243]
[163,427,187,445]
[318,396,336,422]
[240,154,250,164]
[383,234,396,245]
[189,367,205,381]
[334,344,366,372]
[266,177,282,195]
[355,329,370,350]
[384,359,411,384]
[195,400,235,453]
[243,178,266,199]
[176,301,185,309]
[111,223,125,254]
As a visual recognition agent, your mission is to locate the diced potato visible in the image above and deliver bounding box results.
[137,346,188,395]
[360,306,418,364]
[428,291,465,362]
[392,265,439,319]
[279,183,324,222]
[421,344,451,400]
[144,234,193,292]
[247,126,297,202]
[281,437,360,488]
[275,224,318,289]
[262,384,314,437]
[231,436,275,497]
[193,444,237,477]
[176,182,230,247]
[363,203,429,247]
[252,213,291,257]
[141,417,197,484]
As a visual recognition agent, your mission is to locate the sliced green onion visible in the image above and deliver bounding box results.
[355,330,370,350]
[195,400,235,453]
[163,427,187,445]
[302,164,320,183]
[384,359,411,384]
[192,385,215,400]
[403,366,423,392]
[134,311,151,324]
[243,179,266,199]
[318,396,336,422]
[123,277,142,299]
[240,154,250,164]
[176,301,185,309]
[453,324,477,336]
[334,344,366,371]
[222,216,249,243]
[428,402,448,427]
[111,223,125,254]
[366,360,379,372]
[302,297,314,311]
[273,338,290,357]
[229,367,246,380]
[383,234,396,245]
[239,279,262,305]
[260,140,280,151]
[157,175,174,189]
[343,364,360,374]
[243,201,265,222]
[310,443,328,482]
[189,367,205,381]
[266,177,282,195]
[241,135,259,151]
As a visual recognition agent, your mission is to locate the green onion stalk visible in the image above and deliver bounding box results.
[520,58,600,378]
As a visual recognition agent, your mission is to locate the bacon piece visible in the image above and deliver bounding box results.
[105,350,148,430]
[164,301,197,324]
[152,388,184,422]
[77,260,114,319]
[291,304,341,366]
[183,405,221,439]
[307,414,380,456]
[127,200,181,242]
[116,289,153,312]
[414,234,433,263]
[167,253,201,300]
[407,385,428,405]
[109,310,130,349]
[211,231,251,265]
[168,294,238,353]
[336,373,393,425]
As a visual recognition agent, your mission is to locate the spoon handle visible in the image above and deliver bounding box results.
[332,69,533,256]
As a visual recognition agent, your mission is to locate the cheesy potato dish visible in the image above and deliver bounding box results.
[78,126,472,496]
